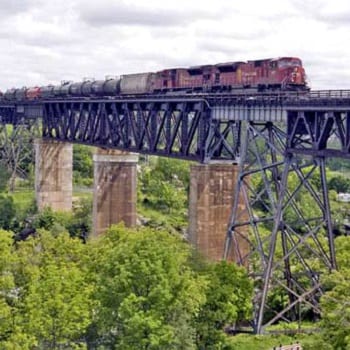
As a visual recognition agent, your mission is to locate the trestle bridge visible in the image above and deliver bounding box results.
[1,89,350,334]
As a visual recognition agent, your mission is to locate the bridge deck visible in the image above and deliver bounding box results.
[1,89,350,161]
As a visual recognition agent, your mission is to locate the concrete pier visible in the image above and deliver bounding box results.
[35,139,73,211]
[92,149,138,236]
[189,163,247,261]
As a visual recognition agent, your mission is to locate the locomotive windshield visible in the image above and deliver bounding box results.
[278,58,301,68]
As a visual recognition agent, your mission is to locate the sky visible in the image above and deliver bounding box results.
[1,0,350,91]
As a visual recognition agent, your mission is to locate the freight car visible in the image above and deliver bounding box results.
[1,56,308,101]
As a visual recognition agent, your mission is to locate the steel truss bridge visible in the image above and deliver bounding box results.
[2,89,350,334]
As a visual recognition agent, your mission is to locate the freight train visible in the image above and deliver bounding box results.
[1,57,308,101]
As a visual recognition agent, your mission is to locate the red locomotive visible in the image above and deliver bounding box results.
[2,57,308,101]
[154,57,307,92]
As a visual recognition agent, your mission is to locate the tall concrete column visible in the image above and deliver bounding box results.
[92,149,138,236]
[189,163,248,262]
[35,139,73,211]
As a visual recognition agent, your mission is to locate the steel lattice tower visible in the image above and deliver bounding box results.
[224,114,341,333]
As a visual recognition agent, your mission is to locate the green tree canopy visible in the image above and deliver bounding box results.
[0,230,17,343]
[318,236,350,349]
[91,224,207,349]
[3,230,94,349]
[195,261,253,349]
[328,175,350,193]
[0,195,16,230]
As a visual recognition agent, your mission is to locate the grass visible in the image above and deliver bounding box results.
[10,186,93,211]
[11,189,35,211]
[226,331,323,350]
[137,204,187,235]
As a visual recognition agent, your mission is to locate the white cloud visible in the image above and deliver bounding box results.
[0,0,349,90]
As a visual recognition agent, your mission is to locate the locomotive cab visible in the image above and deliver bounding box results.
[275,57,307,89]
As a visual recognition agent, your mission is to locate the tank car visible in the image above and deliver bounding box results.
[53,84,63,96]
[91,80,105,96]
[91,78,119,96]
[60,81,73,96]
[40,85,54,99]
[103,78,120,96]
[69,82,84,96]
[81,80,95,96]
[120,73,156,95]
[52,81,73,97]
[14,88,26,101]
[4,89,16,101]
[26,87,41,100]
[68,79,95,97]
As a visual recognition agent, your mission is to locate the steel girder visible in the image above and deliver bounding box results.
[287,110,350,157]
[224,121,336,334]
[41,99,240,163]
[0,106,17,124]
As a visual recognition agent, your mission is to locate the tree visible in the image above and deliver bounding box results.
[144,179,187,213]
[0,230,17,343]
[0,125,36,192]
[0,195,16,230]
[319,269,350,349]
[318,236,350,349]
[73,144,93,186]
[67,197,92,241]
[194,261,253,349]
[31,207,72,239]
[139,156,189,214]
[91,225,207,349]
[328,175,350,193]
[154,157,190,186]
[5,231,94,349]
[0,163,11,192]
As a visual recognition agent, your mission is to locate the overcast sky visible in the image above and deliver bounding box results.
[1,0,350,91]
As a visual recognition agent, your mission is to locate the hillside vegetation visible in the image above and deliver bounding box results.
[0,144,349,348]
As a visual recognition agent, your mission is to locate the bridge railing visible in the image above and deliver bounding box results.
[309,89,350,99]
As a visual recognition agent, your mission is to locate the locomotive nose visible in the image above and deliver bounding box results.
[289,67,303,84]
[289,67,304,84]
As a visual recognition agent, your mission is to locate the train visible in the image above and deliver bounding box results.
[1,57,308,101]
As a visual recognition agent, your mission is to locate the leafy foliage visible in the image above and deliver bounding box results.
[73,144,93,187]
[139,156,189,213]
[0,230,93,349]
[0,195,16,230]
[91,225,207,349]
[22,233,94,348]
[0,147,343,348]
[317,236,350,349]
[328,175,350,193]
[0,163,11,192]
[0,230,17,343]
[137,156,190,234]
[194,261,253,349]
[32,198,92,240]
